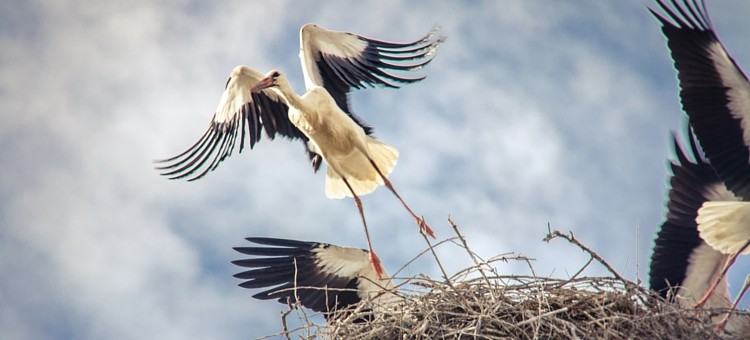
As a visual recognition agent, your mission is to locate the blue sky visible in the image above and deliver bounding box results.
[2,0,750,339]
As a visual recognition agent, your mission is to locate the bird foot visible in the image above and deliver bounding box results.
[416,216,435,238]
[369,251,385,279]
[692,295,710,309]
[714,318,728,333]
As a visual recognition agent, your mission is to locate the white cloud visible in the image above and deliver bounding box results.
[2,0,749,339]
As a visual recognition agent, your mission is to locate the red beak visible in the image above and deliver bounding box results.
[251,76,274,93]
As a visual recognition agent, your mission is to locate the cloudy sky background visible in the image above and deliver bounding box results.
[2,0,750,339]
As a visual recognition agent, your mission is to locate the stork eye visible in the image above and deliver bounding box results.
[272,71,280,79]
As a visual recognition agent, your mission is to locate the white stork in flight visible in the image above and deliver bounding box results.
[155,25,445,277]
[650,0,750,330]
[649,131,748,333]
[232,237,402,321]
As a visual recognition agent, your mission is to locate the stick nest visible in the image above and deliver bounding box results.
[323,275,742,339]
[263,226,748,339]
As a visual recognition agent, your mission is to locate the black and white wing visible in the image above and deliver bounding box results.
[299,24,445,134]
[649,130,734,302]
[232,237,396,320]
[650,0,750,200]
[154,65,318,181]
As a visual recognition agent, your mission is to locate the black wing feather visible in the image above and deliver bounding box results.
[650,0,750,200]
[312,26,445,134]
[154,88,322,180]
[649,129,721,300]
[232,237,364,320]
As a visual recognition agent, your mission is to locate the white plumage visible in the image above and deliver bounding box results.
[254,71,399,199]
[651,0,750,331]
[698,202,750,255]
[323,138,399,199]
[649,132,749,333]
[155,24,444,277]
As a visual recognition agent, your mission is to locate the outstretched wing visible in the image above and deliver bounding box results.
[650,0,750,200]
[299,24,445,135]
[649,127,739,304]
[232,237,391,320]
[154,65,319,181]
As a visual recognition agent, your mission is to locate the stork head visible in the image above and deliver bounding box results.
[252,69,285,93]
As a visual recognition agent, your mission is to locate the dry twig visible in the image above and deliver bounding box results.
[256,221,747,339]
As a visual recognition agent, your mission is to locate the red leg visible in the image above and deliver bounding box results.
[694,253,736,308]
[694,239,750,308]
[342,177,385,279]
[715,274,750,332]
[369,159,435,238]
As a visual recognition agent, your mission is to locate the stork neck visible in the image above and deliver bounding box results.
[274,83,307,112]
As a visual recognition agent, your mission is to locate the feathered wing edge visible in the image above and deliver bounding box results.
[232,237,371,320]
[649,129,723,300]
[154,67,323,181]
[650,0,750,200]
[300,24,446,134]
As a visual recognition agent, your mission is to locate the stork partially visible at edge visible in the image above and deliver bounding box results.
[650,0,750,330]
[154,24,445,277]
[649,131,749,333]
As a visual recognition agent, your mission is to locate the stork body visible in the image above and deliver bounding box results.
[155,24,444,276]
[232,237,402,321]
[253,70,421,276]
[651,0,750,330]
[263,78,398,199]
[650,133,750,334]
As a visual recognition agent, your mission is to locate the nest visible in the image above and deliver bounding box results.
[323,276,739,339]
[260,226,748,339]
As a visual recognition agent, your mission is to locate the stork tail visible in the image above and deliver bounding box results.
[697,201,750,255]
[324,138,399,198]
